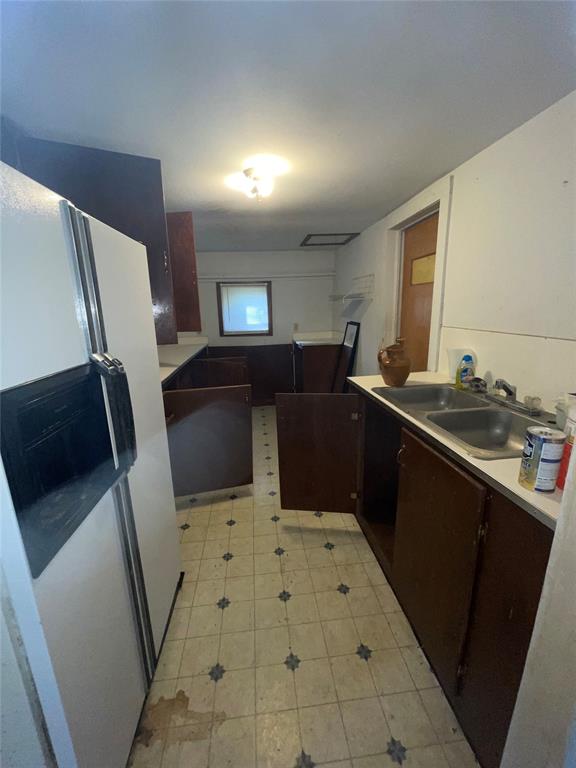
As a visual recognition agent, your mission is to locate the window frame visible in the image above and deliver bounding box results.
[216,280,274,337]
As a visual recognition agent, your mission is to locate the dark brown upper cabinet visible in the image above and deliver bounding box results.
[166,212,201,332]
[4,129,177,344]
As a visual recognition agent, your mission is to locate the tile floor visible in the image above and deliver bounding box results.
[129,406,479,768]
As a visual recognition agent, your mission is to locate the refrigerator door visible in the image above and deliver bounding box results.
[0,162,146,768]
[84,214,181,650]
[32,490,146,768]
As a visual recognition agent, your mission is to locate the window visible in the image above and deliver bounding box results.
[216,281,273,336]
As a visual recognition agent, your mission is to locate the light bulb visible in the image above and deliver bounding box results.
[243,154,290,177]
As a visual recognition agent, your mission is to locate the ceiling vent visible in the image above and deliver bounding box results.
[300,233,360,247]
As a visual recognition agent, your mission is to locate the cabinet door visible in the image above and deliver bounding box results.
[293,345,341,393]
[176,358,249,389]
[166,212,201,332]
[163,385,252,495]
[15,136,178,344]
[276,394,363,513]
[393,430,486,696]
[455,492,552,768]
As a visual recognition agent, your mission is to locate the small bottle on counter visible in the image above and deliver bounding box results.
[454,354,475,390]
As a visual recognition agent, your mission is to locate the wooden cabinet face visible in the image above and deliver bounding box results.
[163,385,253,495]
[293,344,340,393]
[175,358,249,389]
[166,212,201,332]
[455,492,552,768]
[15,136,178,345]
[392,429,486,696]
[276,393,364,514]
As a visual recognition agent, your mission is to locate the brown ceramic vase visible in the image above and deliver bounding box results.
[378,337,411,387]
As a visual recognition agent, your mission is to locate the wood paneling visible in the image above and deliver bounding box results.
[455,492,552,768]
[293,343,341,393]
[208,345,293,405]
[163,385,252,495]
[171,357,249,390]
[399,212,439,371]
[276,393,363,514]
[166,212,201,332]
[12,135,177,344]
[393,429,486,697]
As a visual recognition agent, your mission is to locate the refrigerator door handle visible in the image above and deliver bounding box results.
[90,353,137,472]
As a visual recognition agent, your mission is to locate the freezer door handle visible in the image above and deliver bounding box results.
[91,354,137,471]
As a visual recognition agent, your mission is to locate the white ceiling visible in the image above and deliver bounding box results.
[2,1,575,251]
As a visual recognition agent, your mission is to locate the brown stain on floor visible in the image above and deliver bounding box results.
[132,688,228,750]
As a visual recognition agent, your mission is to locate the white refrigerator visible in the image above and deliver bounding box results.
[0,162,180,767]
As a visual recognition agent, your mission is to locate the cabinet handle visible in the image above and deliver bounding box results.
[163,250,169,274]
[397,445,407,466]
[165,413,175,425]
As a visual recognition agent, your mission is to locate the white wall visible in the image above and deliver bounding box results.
[196,250,335,346]
[334,91,576,409]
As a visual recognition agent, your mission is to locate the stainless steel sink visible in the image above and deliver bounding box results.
[372,385,489,412]
[425,408,542,459]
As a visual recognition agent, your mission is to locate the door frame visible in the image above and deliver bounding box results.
[388,175,453,371]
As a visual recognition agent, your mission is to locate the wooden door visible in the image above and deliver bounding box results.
[167,212,201,332]
[399,212,439,371]
[163,385,252,495]
[454,492,552,768]
[276,394,364,513]
[393,430,486,696]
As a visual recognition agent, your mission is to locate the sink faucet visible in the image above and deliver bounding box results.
[493,379,517,401]
[484,378,543,417]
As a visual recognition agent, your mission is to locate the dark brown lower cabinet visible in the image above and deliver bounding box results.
[388,427,553,768]
[163,385,252,496]
[392,429,486,697]
[293,343,341,393]
[209,345,293,405]
[276,394,363,513]
[357,398,403,578]
[455,491,552,768]
[170,357,249,390]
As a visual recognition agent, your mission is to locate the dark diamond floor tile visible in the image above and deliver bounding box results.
[356,643,373,661]
[386,737,407,764]
[208,663,225,682]
[285,652,301,671]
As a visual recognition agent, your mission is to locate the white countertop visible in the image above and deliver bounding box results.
[348,372,563,530]
[293,331,343,346]
[158,340,208,383]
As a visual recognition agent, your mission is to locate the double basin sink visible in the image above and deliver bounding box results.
[372,384,552,460]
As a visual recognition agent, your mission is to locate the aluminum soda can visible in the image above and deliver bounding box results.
[518,426,565,492]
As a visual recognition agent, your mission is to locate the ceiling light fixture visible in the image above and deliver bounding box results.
[225,154,290,202]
